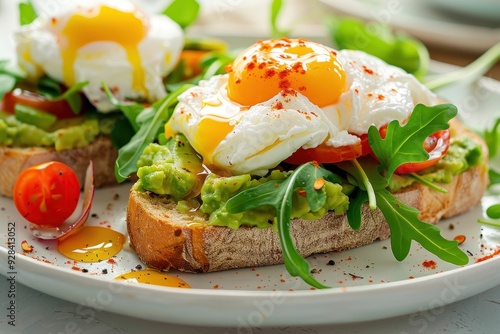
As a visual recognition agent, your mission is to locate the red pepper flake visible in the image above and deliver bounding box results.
[72,266,81,271]
[422,260,437,269]
[367,93,373,97]
[377,94,385,100]
[476,247,500,263]
[454,235,466,245]
[409,276,414,279]
[280,279,286,283]
[107,258,117,265]
[272,101,284,110]
[213,284,219,289]
[354,88,359,94]
[264,69,276,78]
[51,17,57,25]
[297,189,307,197]
[362,65,374,75]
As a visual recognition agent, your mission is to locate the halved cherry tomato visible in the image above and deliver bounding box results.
[13,161,81,227]
[285,141,363,165]
[2,88,80,120]
[394,129,451,174]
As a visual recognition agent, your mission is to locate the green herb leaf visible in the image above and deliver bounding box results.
[162,0,200,30]
[102,82,144,131]
[486,204,500,219]
[0,74,16,100]
[19,1,37,26]
[489,169,500,186]
[325,16,429,78]
[226,162,343,289]
[477,219,500,228]
[484,118,500,159]
[37,77,89,114]
[114,84,192,182]
[346,189,368,230]
[270,0,291,38]
[368,103,457,179]
[375,188,469,264]
[425,43,500,91]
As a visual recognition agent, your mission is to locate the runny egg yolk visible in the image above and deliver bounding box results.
[227,38,346,107]
[59,4,148,90]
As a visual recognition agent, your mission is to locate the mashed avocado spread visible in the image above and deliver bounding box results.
[0,112,100,151]
[135,134,482,229]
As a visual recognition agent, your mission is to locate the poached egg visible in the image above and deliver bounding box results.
[166,38,439,175]
[16,0,184,112]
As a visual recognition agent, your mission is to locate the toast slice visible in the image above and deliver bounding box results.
[126,119,489,273]
[0,136,118,197]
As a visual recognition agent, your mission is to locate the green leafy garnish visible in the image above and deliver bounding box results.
[484,118,500,159]
[375,188,468,264]
[102,83,144,132]
[37,76,89,114]
[425,43,500,91]
[114,84,192,182]
[368,103,457,179]
[0,61,28,99]
[478,204,500,227]
[326,16,429,79]
[270,0,291,38]
[19,0,37,26]
[226,162,343,289]
[162,0,200,30]
[489,169,500,186]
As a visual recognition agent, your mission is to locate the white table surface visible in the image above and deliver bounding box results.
[1,1,500,333]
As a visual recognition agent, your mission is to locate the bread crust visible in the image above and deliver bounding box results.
[126,119,489,273]
[0,137,118,197]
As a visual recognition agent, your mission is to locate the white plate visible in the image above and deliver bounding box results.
[319,0,500,53]
[2,69,500,326]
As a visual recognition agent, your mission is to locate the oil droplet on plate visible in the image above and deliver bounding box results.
[57,226,125,262]
[114,268,191,288]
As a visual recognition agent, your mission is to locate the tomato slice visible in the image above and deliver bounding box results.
[13,161,81,227]
[285,141,363,165]
[2,88,80,120]
[394,129,451,174]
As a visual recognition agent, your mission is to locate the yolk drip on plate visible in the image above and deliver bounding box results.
[57,226,125,262]
[114,268,191,288]
[59,3,148,92]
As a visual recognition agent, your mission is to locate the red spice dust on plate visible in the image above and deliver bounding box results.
[476,247,500,263]
[422,260,437,269]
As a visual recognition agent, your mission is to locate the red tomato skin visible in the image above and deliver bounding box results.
[13,162,81,227]
[394,129,451,174]
[285,142,362,165]
[2,89,80,120]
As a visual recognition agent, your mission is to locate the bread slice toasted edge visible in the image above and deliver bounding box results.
[0,136,118,197]
[126,119,489,273]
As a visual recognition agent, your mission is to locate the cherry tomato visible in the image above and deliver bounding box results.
[285,141,363,165]
[2,88,80,120]
[394,129,451,174]
[13,161,81,227]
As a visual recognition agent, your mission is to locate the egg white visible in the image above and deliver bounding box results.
[169,49,439,176]
[15,0,183,112]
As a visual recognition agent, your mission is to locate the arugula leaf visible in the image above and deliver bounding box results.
[102,83,144,131]
[37,76,89,114]
[368,103,457,179]
[226,162,343,289]
[346,189,368,230]
[162,0,200,30]
[114,84,192,182]
[19,1,37,26]
[376,188,468,264]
